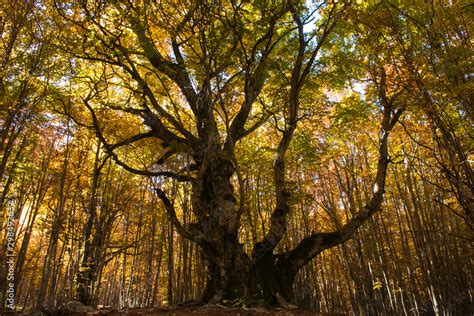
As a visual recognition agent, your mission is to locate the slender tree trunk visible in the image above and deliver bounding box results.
[167,220,174,305]
[76,143,101,305]
[38,128,71,307]
[151,225,165,307]
[14,146,54,290]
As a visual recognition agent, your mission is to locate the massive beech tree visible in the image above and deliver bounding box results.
[0,0,471,313]
[50,0,408,306]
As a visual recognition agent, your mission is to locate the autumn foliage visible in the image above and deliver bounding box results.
[0,0,472,314]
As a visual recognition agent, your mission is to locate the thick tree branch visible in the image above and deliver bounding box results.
[281,71,405,271]
[253,2,343,261]
[153,186,195,241]
[82,97,193,182]
[127,14,200,117]
[113,49,199,147]
[224,6,290,151]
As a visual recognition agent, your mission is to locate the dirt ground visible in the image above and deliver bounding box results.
[66,307,339,315]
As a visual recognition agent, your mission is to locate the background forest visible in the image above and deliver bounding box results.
[0,0,472,315]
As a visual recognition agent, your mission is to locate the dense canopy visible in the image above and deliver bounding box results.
[0,0,472,314]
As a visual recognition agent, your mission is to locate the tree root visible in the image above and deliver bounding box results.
[275,292,298,310]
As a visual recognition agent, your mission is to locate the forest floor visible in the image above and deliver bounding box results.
[5,306,344,316]
[62,307,340,315]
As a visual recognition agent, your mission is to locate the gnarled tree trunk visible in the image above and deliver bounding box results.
[67,0,404,309]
